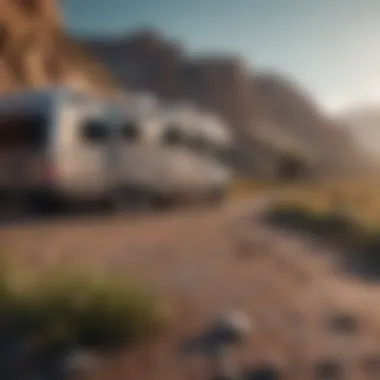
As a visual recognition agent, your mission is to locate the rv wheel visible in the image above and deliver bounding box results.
[29,194,62,216]
[108,189,126,212]
[150,193,171,211]
[109,187,153,214]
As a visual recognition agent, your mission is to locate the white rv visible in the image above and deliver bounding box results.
[0,87,233,213]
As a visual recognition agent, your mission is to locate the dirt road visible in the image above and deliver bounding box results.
[1,199,380,379]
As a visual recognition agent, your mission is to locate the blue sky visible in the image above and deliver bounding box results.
[61,0,380,113]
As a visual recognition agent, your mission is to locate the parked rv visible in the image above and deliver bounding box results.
[0,87,233,214]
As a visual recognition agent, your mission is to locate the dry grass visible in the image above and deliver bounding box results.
[0,254,167,352]
[266,180,380,252]
[272,180,380,232]
[228,178,281,200]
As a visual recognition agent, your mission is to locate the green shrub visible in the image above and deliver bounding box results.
[266,202,315,227]
[314,213,355,239]
[267,200,380,251]
[0,265,167,351]
[0,252,18,320]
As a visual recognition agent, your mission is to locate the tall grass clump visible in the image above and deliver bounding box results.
[0,260,167,352]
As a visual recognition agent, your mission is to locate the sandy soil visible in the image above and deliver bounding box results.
[1,199,380,380]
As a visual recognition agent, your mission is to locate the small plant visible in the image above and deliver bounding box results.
[264,182,380,280]
[0,262,167,352]
[314,212,356,241]
[266,201,362,247]
[265,201,315,229]
[0,252,19,322]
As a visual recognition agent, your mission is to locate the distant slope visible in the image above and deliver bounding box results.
[252,73,379,177]
[338,107,380,157]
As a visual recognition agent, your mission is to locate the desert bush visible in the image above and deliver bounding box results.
[354,230,380,269]
[0,265,166,351]
[264,182,380,279]
[266,197,372,247]
[0,253,19,321]
[265,202,317,229]
[313,213,356,240]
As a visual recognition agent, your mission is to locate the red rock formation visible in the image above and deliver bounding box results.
[0,0,118,95]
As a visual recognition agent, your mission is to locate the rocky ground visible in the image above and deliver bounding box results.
[1,199,380,379]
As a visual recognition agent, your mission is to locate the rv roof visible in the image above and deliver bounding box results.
[0,86,96,112]
[1,86,90,99]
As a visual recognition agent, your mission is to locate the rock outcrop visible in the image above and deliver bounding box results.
[0,0,118,96]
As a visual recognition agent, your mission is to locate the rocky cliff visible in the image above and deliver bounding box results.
[0,0,118,95]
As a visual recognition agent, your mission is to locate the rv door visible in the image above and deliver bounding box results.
[0,110,49,190]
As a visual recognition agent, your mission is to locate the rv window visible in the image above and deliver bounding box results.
[122,122,139,142]
[162,126,183,146]
[0,112,47,149]
[214,148,230,165]
[82,121,108,143]
[188,135,208,152]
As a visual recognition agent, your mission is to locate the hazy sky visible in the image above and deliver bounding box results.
[61,0,380,113]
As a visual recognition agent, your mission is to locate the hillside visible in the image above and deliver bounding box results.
[338,107,380,157]
[252,73,378,177]
[81,30,377,179]
[0,0,118,96]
